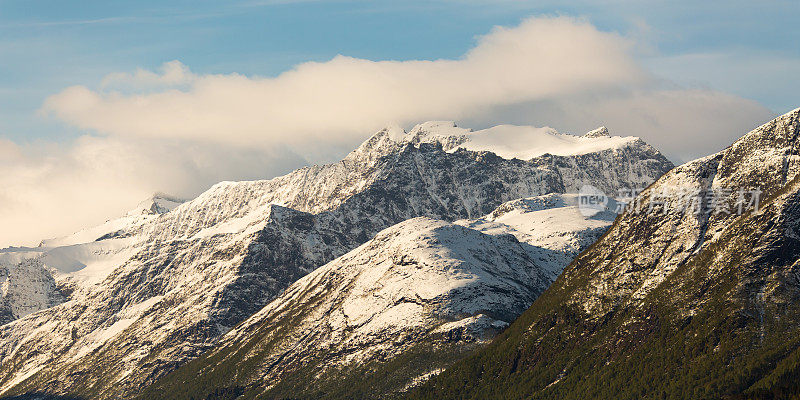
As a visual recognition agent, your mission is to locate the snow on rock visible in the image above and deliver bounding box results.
[161,217,556,395]
[573,108,800,316]
[124,193,185,217]
[459,193,617,280]
[459,125,635,160]
[0,193,186,327]
[0,258,64,326]
[584,126,611,138]
[0,120,672,399]
[147,194,619,397]
[401,121,637,160]
[40,193,185,248]
[392,121,673,194]
[416,109,800,400]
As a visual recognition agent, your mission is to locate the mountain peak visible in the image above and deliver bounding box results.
[125,193,185,217]
[411,107,800,400]
[345,124,408,161]
[409,120,461,132]
[406,121,472,144]
[583,126,610,138]
[712,106,800,198]
[0,111,676,397]
[363,123,406,141]
[742,107,798,141]
[349,121,651,164]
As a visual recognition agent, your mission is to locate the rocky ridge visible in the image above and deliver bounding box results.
[413,109,800,400]
[0,121,672,399]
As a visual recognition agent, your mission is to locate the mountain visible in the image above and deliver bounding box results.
[396,121,668,194]
[0,193,185,327]
[412,109,800,399]
[40,192,185,249]
[0,258,64,326]
[137,193,617,399]
[0,122,672,399]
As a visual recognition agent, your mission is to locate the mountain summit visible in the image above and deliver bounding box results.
[583,126,610,138]
[124,193,185,217]
[414,108,800,399]
[356,121,643,162]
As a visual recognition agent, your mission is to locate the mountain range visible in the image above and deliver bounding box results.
[0,122,672,399]
[412,108,800,399]
[7,109,800,399]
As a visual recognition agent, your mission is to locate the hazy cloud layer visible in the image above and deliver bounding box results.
[465,88,772,161]
[1,16,776,247]
[41,16,774,159]
[0,137,306,247]
[42,17,646,149]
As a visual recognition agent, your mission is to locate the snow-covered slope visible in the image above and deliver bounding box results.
[403,121,638,160]
[414,109,800,400]
[353,121,672,195]
[141,195,616,399]
[40,193,185,249]
[0,194,185,326]
[0,122,672,399]
[458,193,617,281]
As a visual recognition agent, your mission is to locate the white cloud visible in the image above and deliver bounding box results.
[42,16,646,150]
[40,15,775,160]
[100,60,197,89]
[466,88,772,162]
[0,137,305,247]
[1,15,778,247]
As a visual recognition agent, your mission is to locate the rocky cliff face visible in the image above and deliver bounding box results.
[413,109,800,400]
[142,217,552,399]
[0,258,64,326]
[0,122,672,399]
[139,193,617,399]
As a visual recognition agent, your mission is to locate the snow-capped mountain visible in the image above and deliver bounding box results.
[0,193,185,327]
[0,121,672,399]
[414,109,800,399]
[40,192,185,249]
[140,194,617,399]
[361,121,669,194]
[386,121,638,161]
[460,193,617,281]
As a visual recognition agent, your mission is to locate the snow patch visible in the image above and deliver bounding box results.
[402,122,637,160]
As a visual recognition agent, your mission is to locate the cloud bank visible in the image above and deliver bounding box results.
[1,16,775,247]
[0,137,305,248]
[42,17,646,149]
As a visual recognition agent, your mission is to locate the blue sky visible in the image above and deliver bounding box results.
[1,0,798,144]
